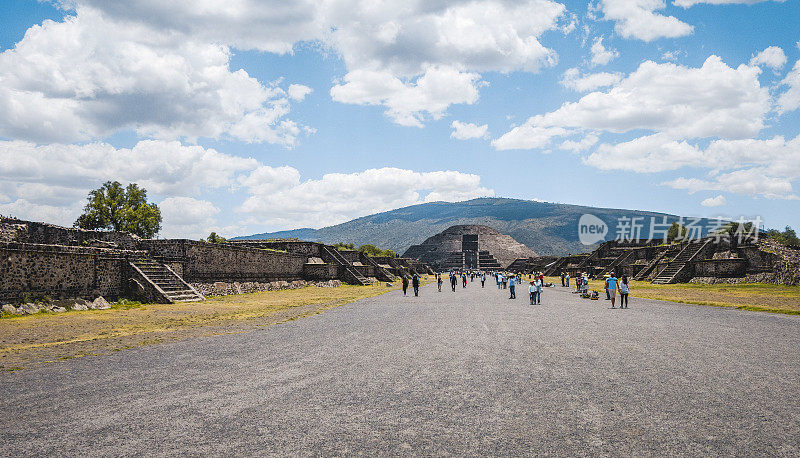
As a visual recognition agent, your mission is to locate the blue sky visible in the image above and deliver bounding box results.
[1,0,798,239]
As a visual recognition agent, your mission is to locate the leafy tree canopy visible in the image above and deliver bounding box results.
[358,244,396,257]
[74,181,161,238]
[765,226,800,247]
[667,222,688,242]
[333,242,396,257]
[206,232,227,243]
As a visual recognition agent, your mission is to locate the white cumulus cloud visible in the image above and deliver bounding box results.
[287,84,313,101]
[239,167,495,228]
[700,195,727,207]
[159,197,221,239]
[0,7,311,145]
[495,56,769,150]
[450,121,489,140]
[599,0,694,42]
[331,67,483,127]
[749,46,787,71]
[560,68,623,92]
[590,36,619,66]
[675,0,781,7]
[778,60,800,113]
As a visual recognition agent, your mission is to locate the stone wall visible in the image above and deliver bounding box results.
[0,217,140,249]
[694,259,747,277]
[227,240,323,256]
[143,240,307,282]
[303,263,339,280]
[192,279,341,297]
[0,242,133,301]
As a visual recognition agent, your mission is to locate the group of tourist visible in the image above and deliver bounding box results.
[432,271,489,293]
[561,271,631,309]
[404,268,631,310]
[492,271,546,304]
[401,274,421,297]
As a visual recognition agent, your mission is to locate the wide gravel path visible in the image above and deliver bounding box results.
[2,281,799,456]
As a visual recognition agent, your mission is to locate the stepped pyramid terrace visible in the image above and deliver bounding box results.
[403,225,535,271]
[506,236,800,286]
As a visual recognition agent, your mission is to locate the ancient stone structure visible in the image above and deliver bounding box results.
[403,225,535,271]
[513,236,799,286]
[1,217,426,306]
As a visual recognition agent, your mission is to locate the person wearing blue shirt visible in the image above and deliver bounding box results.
[508,275,516,299]
[606,272,618,308]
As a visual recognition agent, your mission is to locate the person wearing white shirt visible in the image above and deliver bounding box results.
[531,278,542,304]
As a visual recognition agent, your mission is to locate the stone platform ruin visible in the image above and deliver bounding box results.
[0,217,432,305]
[403,225,535,271]
[508,236,800,286]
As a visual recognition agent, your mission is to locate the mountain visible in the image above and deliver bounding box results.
[233,197,712,256]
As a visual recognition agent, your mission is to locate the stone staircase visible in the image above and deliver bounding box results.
[601,250,635,276]
[360,252,395,282]
[478,251,502,270]
[129,257,204,302]
[543,256,569,276]
[652,239,712,285]
[321,246,370,285]
[633,246,678,281]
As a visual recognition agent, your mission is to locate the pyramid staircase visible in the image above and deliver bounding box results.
[601,250,636,276]
[360,253,396,282]
[478,251,502,270]
[129,257,204,303]
[543,256,569,276]
[651,239,712,285]
[321,246,370,285]
[633,245,679,281]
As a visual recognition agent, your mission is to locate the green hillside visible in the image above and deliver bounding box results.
[233,197,705,257]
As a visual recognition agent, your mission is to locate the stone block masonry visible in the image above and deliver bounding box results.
[143,240,307,282]
[0,242,132,301]
[1,217,140,249]
[0,219,431,304]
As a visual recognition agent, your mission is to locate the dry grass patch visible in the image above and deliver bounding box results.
[0,283,399,372]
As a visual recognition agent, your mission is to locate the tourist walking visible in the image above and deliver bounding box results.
[565,273,570,287]
[496,274,502,289]
[607,272,618,308]
[402,276,409,296]
[561,272,565,287]
[481,273,486,288]
[619,275,629,308]
[529,281,536,304]
[412,274,420,297]
[509,275,516,299]
[450,272,457,292]
[462,272,467,288]
[502,275,508,289]
[437,274,443,292]
[531,277,542,304]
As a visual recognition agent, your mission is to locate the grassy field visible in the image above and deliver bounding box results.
[0,283,401,372]
[546,276,800,315]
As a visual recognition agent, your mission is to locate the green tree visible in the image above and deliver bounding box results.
[358,244,396,257]
[74,181,162,238]
[206,232,227,243]
[667,222,687,242]
[333,242,355,251]
[714,221,755,241]
[766,226,800,246]
[357,244,382,256]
